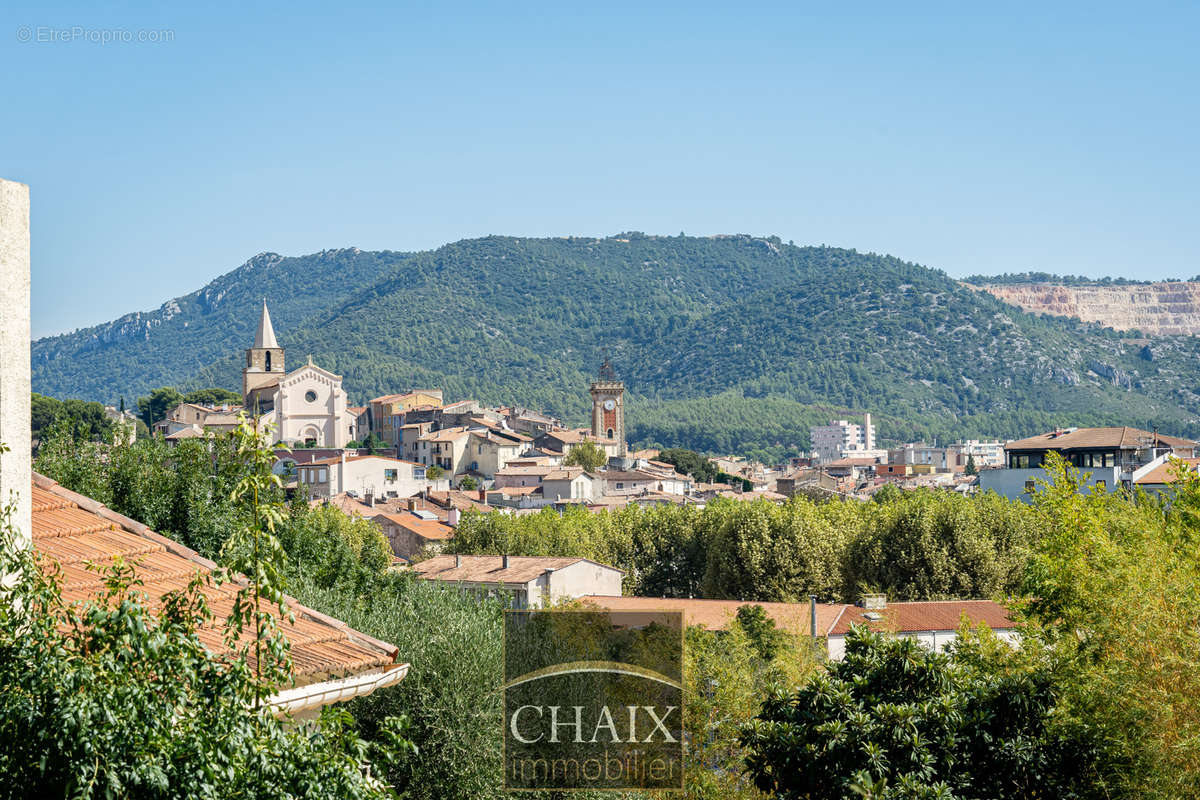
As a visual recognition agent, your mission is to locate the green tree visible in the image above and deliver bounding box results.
[136,386,183,428]
[0,434,404,800]
[965,454,978,475]
[459,475,479,491]
[30,393,112,441]
[426,464,444,480]
[563,440,607,472]
[740,626,1103,800]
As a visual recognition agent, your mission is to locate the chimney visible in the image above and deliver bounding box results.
[455,554,462,568]
[502,554,510,569]
[365,491,374,507]
[407,497,417,511]
[0,179,31,552]
[863,412,873,450]
[447,507,460,526]
[809,595,818,639]
[478,488,486,502]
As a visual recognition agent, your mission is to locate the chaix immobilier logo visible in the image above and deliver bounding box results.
[503,609,684,791]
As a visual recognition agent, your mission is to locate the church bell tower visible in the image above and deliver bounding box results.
[242,299,285,406]
[589,354,626,456]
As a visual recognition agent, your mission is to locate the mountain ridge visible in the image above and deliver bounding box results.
[33,234,1200,460]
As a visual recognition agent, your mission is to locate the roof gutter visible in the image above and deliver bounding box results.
[266,663,410,718]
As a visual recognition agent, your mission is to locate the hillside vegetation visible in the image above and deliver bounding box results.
[33,234,1200,460]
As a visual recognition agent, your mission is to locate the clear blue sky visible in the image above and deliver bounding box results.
[3,1,1198,338]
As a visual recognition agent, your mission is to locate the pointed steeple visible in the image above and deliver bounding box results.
[254,299,278,349]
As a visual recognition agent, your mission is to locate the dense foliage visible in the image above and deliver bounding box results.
[28,428,1200,797]
[31,235,1200,461]
[1,426,399,800]
[31,392,112,440]
[448,492,1040,603]
[562,439,607,471]
[741,627,1103,799]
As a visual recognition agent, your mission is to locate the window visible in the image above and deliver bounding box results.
[616,482,624,489]
[606,428,614,438]
[384,469,398,481]
[265,352,272,371]
[1024,480,1036,494]
[1095,479,1107,491]
[318,469,327,483]
[305,390,317,403]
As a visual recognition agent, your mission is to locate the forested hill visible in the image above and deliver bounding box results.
[33,234,1200,461]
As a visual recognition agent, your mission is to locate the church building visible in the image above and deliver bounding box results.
[242,300,355,448]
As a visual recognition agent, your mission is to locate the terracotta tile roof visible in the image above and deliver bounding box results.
[164,427,205,440]
[494,485,543,496]
[373,512,454,540]
[347,406,367,415]
[304,454,422,467]
[424,490,492,512]
[495,465,556,477]
[471,430,532,446]
[544,467,589,481]
[714,490,788,502]
[1006,426,1196,452]
[412,555,619,584]
[580,595,847,636]
[824,457,878,467]
[580,596,1013,638]
[827,600,1013,636]
[31,474,398,685]
[600,471,657,482]
[1135,457,1200,486]
[421,427,471,443]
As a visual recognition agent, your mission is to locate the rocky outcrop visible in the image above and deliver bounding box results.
[976,282,1200,336]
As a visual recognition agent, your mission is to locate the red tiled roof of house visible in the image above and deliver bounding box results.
[374,512,454,541]
[827,600,1013,636]
[494,485,542,497]
[303,454,424,467]
[421,427,471,443]
[412,555,618,584]
[424,489,492,512]
[824,457,878,467]
[544,467,589,481]
[579,595,847,636]
[1006,426,1195,452]
[495,465,555,477]
[31,474,398,684]
[1134,457,1200,486]
[581,596,1014,638]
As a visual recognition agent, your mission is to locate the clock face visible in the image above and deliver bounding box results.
[603,399,615,411]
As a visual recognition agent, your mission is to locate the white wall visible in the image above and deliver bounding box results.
[826,628,1021,660]
[0,179,31,550]
[979,465,1121,502]
[544,561,623,603]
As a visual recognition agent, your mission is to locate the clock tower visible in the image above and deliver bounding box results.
[589,354,626,456]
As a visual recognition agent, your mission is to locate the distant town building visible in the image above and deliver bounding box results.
[979,426,1198,501]
[589,354,627,457]
[409,555,622,608]
[297,454,432,501]
[811,414,885,464]
[579,595,1016,662]
[241,300,356,448]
